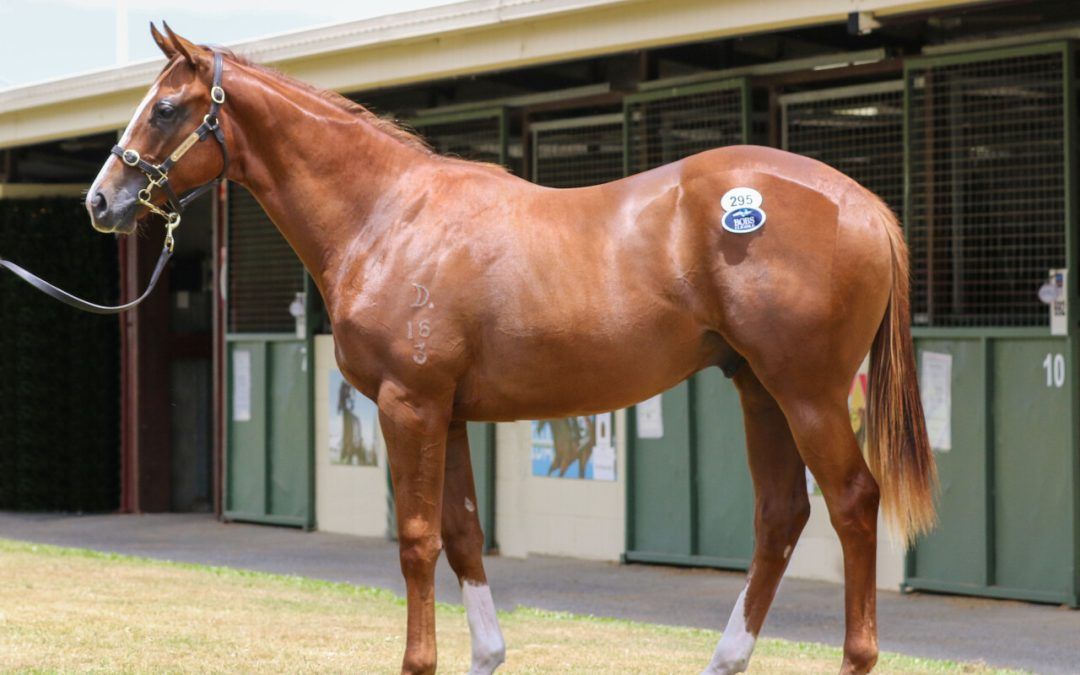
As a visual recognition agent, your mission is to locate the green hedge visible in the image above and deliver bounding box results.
[0,198,120,511]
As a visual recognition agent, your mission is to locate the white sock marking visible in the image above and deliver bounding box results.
[462,581,505,675]
[702,585,757,675]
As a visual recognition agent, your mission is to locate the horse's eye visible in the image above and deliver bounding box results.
[155,102,176,120]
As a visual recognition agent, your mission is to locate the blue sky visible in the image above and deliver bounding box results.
[0,0,455,89]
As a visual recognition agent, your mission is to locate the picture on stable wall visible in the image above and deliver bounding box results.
[531,413,616,481]
[328,368,379,466]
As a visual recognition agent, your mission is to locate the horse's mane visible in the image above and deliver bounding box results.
[221,49,435,155]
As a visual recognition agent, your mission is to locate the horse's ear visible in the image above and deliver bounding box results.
[162,21,201,68]
[150,22,176,59]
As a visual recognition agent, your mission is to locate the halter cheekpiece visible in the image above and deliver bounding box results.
[110,49,230,252]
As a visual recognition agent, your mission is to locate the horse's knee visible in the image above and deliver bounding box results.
[399,518,443,574]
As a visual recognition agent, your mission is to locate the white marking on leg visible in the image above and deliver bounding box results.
[464,497,476,513]
[782,545,792,559]
[702,584,757,675]
[463,581,505,675]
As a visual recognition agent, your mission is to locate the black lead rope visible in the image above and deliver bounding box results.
[0,245,172,315]
[0,50,227,315]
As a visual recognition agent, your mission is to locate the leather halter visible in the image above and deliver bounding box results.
[0,50,229,315]
[111,49,230,252]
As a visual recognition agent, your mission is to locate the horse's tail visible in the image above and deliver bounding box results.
[866,201,937,547]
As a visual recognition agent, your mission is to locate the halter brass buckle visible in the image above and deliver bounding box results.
[121,149,141,167]
[211,86,226,105]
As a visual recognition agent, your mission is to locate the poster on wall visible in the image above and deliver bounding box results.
[328,368,379,466]
[232,349,252,422]
[635,395,664,439]
[919,350,952,452]
[531,413,616,481]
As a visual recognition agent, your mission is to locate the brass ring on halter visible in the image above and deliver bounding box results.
[203,114,219,130]
[211,86,225,104]
[121,149,141,167]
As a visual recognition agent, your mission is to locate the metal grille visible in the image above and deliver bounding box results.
[532,114,624,187]
[782,82,904,214]
[410,111,507,169]
[907,50,1067,327]
[626,82,746,173]
[227,183,304,333]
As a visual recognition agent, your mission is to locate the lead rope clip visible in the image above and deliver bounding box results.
[164,213,181,252]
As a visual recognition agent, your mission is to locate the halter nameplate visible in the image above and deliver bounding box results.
[169,131,202,163]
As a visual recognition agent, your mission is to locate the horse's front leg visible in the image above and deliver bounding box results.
[442,421,505,674]
[379,382,452,675]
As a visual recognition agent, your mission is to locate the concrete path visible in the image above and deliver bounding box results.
[0,512,1073,673]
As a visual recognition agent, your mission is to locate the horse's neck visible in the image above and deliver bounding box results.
[226,64,428,293]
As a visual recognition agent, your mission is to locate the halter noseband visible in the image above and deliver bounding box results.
[110,49,229,251]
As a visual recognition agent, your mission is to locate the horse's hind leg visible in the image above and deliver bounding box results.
[704,368,810,674]
[442,421,506,674]
[379,384,451,675]
[780,389,880,674]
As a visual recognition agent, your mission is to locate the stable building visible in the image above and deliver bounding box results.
[1,0,1078,607]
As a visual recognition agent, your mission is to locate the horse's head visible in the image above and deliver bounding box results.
[87,23,228,236]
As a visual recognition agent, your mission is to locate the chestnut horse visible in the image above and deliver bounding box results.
[87,25,936,675]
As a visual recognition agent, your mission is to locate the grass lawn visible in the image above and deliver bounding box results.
[0,539,1018,674]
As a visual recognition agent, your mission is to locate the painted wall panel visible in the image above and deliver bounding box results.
[495,414,626,561]
[314,335,389,538]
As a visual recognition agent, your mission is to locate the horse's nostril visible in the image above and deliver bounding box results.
[92,192,108,215]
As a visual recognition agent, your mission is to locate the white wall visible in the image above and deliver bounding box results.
[314,335,390,538]
[494,412,627,561]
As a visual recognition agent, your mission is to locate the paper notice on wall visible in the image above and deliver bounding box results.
[636,395,664,439]
[1050,269,1068,337]
[592,413,616,481]
[233,349,252,422]
[919,351,952,452]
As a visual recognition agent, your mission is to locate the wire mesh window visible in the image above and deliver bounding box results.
[782,82,904,215]
[626,83,746,173]
[410,112,509,170]
[907,50,1067,327]
[532,115,624,187]
[227,183,305,333]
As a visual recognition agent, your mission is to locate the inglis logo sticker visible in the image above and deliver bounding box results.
[722,207,766,233]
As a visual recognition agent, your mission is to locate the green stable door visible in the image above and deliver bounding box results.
[626,371,755,568]
[902,43,1080,605]
[224,183,314,528]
